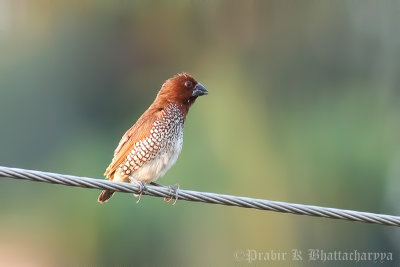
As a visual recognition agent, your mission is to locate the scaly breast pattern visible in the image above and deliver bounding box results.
[116,104,185,183]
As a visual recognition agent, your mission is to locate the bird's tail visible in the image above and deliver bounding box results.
[98,190,115,203]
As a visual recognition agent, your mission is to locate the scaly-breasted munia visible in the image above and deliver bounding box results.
[98,73,208,203]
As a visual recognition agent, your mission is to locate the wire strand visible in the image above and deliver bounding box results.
[1,166,399,227]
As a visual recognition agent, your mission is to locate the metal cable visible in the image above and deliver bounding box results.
[1,166,399,227]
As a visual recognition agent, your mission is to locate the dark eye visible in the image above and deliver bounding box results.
[184,80,193,88]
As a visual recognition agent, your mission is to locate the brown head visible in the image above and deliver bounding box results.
[153,73,208,114]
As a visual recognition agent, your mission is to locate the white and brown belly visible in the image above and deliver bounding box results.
[133,133,183,183]
[114,104,184,184]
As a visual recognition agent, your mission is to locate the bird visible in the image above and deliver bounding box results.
[98,73,208,203]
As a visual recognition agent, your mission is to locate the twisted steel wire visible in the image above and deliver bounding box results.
[1,166,399,227]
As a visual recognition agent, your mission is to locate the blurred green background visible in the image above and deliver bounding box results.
[1,1,400,266]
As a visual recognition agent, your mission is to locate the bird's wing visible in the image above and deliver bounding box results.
[104,108,162,180]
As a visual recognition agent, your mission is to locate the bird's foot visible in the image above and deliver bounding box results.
[132,180,147,203]
[164,183,179,205]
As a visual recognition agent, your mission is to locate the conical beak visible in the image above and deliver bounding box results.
[192,83,208,97]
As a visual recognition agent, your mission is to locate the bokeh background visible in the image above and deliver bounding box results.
[1,1,400,266]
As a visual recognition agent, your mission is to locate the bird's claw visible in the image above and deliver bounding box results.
[164,183,179,205]
[133,181,147,203]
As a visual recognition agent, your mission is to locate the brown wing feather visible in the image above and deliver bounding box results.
[104,107,162,180]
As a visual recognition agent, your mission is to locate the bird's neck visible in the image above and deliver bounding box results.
[162,103,187,123]
[152,99,190,121]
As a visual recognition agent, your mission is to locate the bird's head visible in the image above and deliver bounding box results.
[156,73,208,113]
